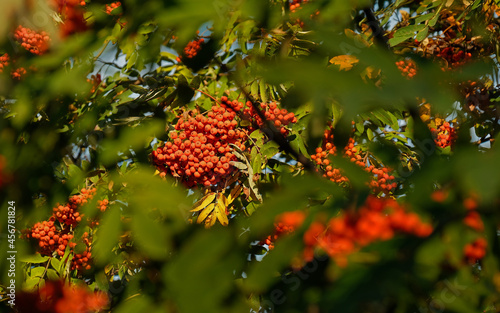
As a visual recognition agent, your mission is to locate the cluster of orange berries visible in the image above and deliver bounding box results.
[17,280,108,313]
[0,53,9,73]
[312,129,398,193]
[51,0,88,37]
[152,105,247,188]
[242,101,297,135]
[24,187,108,271]
[14,26,50,55]
[0,53,28,80]
[463,197,484,232]
[176,37,205,62]
[430,121,457,148]
[260,211,306,250]
[53,188,96,226]
[11,67,27,80]
[87,74,102,94]
[289,0,309,12]
[312,145,346,184]
[464,238,487,264]
[105,1,122,14]
[396,59,417,79]
[26,219,76,257]
[303,196,433,267]
[437,47,472,69]
[153,96,298,187]
[71,232,92,271]
[462,196,487,264]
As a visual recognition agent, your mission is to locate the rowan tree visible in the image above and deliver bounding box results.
[0,0,499,313]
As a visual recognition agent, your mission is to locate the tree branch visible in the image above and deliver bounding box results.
[362,7,390,51]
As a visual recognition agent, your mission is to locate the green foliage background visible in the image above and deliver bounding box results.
[0,0,499,312]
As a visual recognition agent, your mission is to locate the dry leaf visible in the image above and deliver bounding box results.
[329,55,359,71]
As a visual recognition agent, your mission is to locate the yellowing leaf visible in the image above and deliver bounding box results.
[197,203,215,224]
[205,212,217,228]
[227,185,243,205]
[215,196,229,226]
[191,193,216,212]
[329,55,359,71]
[219,193,229,207]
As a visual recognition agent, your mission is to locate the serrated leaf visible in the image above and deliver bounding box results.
[227,185,243,205]
[215,197,229,226]
[191,193,217,212]
[197,203,216,224]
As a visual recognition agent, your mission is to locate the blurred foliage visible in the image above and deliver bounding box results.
[0,0,499,312]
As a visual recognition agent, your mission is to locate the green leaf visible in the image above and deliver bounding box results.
[46,269,59,281]
[20,254,50,264]
[367,128,374,141]
[94,205,122,266]
[50,258,61,274]
[415,26,429,42]
[31,267,46,278]
[259,80,268,103]
[389,24,426,46]
[252,153,262,175]
[131,209,170,260]
[251,81,259,98]
[23,277,40,291]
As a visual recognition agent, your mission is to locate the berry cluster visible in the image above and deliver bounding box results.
[463,197,484,232]
[25,219,76,257]
[11,67,27,80]
[464,238,487,264]
[260,211,306,250]
[437,47,472,69]
[14,26,50,55]
[312,129,397,193]
[17,280,108,313]
[289,0,308,12]
[152,96,297,188]
[53,188,96,226]
[71,232,92,271]
[237,100,297,135]
[24,187,108,271]
[396,59,417,79]
[105,1,122,14]
[87,74,102,94]
[51,0,88,37]
[152,105,246,188]
[303,196,433,267]
[430,121,457,148]
[0,53,9,73]
[312,145,346,184]
[176,37,205,62]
